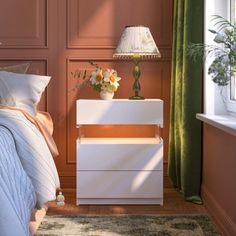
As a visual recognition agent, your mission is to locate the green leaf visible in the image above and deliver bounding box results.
[208,29,217,34]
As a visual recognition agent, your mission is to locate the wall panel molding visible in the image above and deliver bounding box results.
[67,0,172,49]
[0,58,49,111]
[66,58,170,164]
[0,0,48,49]
[0,58,48,77]
[63,46,171,61]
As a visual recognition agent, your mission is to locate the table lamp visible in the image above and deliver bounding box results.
[113,25,161,99]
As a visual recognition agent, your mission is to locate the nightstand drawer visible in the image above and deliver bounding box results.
[76,99,163,126]
[77,171,163,198]
[77,138,163,171]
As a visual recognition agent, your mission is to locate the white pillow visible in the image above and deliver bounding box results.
[0,71,51,116]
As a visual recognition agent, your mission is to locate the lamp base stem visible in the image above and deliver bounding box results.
[129,95,145,100]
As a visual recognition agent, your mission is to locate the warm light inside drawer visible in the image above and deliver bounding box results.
[78,125,161,137]
[78,137,161,144]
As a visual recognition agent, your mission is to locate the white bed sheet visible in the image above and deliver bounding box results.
[0,109,60,236]
[0,126,36,236]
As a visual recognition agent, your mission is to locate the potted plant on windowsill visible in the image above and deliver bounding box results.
[188,15,236,95]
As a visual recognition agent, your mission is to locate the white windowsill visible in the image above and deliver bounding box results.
[196,113,236,137]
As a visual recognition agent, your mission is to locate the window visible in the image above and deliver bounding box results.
[227,0,236,113]
[230,0,236,101]
[230,76,236,101]
[204,0,236,115]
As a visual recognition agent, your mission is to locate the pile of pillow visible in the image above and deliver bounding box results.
[0,63,51,116]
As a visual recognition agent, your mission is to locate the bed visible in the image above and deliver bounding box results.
[0,65,60,236]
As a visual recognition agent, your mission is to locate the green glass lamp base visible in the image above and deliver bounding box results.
[129,95,145,100]
[129,54,145,100]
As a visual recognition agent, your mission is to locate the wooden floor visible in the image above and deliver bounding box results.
[48,187,206,215]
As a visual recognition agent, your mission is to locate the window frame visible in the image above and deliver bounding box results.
[227,0,236,114]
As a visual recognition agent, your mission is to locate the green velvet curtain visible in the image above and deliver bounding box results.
[168,0,203,204]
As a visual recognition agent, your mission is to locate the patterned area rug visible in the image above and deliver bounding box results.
[35,214,220,236]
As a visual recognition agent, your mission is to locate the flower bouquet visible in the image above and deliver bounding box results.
[90,67,121,99]
[70,62,121,100]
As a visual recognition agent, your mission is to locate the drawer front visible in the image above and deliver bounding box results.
[76,99,163,126]
[77,143,163,171]
[77,171,163,198]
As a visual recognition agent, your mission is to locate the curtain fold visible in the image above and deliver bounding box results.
[168,0,203,204]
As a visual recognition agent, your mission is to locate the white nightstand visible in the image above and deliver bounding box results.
[76,99,164,205]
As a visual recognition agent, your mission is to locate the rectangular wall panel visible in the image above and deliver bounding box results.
[67,0,172,49]
[67,59,170,164]
[28,60,48,111]
[0,59,48,111]
[0,0,48,48]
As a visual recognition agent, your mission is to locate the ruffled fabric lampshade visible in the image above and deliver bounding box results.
[113,26,161,99]
[113,26,161,59]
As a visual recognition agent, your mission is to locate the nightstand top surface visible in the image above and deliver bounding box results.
[77,99,162,102]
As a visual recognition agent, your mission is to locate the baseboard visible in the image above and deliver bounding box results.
[202,185,236,236]
[77,198,163,205]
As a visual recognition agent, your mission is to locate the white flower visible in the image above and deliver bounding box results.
[224,26,234,34]
[103,69,121,89]
[90,68,103,85]
[214,33,225,43]
[89,66,122,92]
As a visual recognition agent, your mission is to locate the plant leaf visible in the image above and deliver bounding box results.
[82,70,87,79]
[208,29,217,34]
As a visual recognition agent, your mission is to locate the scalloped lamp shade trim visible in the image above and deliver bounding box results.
[113,26,161,59]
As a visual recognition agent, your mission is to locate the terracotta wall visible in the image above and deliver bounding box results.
[0,0,173,192]
[202,124,236,236]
